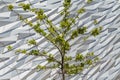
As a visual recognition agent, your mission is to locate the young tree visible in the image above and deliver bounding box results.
[7,0,102,80]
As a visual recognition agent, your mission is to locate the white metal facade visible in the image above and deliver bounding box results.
[0,0,120,80]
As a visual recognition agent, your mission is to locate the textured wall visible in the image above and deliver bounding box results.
[0,0,120,80]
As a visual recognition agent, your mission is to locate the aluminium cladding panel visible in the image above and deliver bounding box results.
[0,0,120,80]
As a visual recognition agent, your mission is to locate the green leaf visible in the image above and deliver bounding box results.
[93,19,98,25]
[94,57,99,62]
[15,49,22,53]
[21,49,27,54]
[86,52,94,56]
[55,35,65,45]
[36,65,46,69]
[35,9,46,20]
[15,49,27,54]
[86,59,93,65]
[19,15,23,20]
[8,4,14,11]
[91,27,102,36]
[28,21,33,27]
[75,54,84,61]
[47,54,54,62]
[71,30,78,39]
[7,45,13,51]
[52,63,59,68]
[63,0,71,7]
[77,8,86,14]
[80,63,85,67]
[60,20,70,28]
[87,0,93,4]
[64,41,70,50]
[27,39,37,45]
[19,3,30,11]
[29,50,39,55]
[33,23,46,36]
[64,56,72,62]
[30,8,37,12]
[78,27,87,34]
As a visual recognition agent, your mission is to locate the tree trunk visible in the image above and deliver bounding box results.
[62,68,65,80]
[61,54,65,80]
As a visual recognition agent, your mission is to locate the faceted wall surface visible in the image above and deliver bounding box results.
[0,0,120,80]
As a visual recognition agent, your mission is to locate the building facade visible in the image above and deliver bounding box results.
[0,0,120,80]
